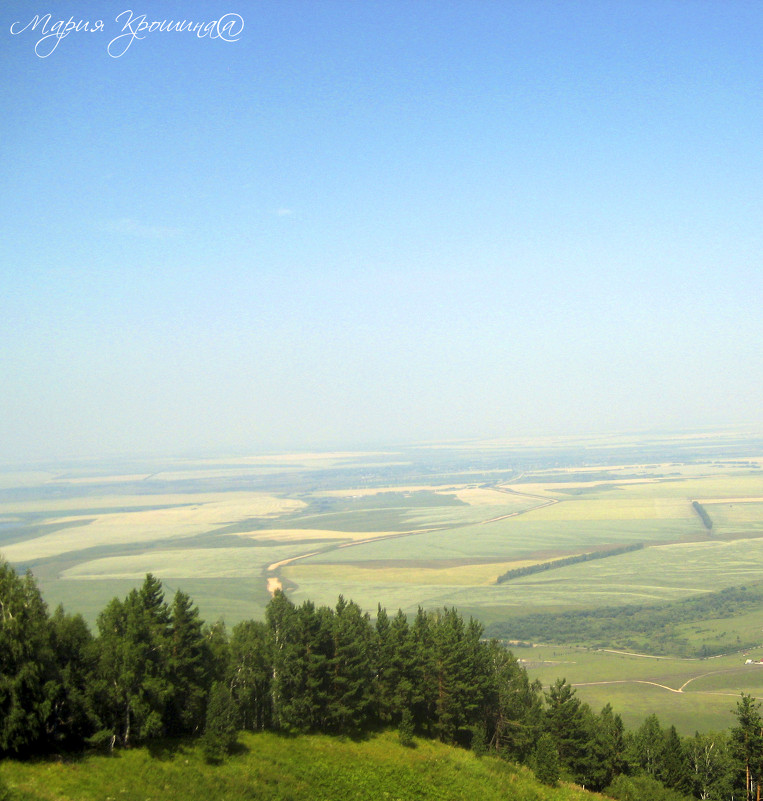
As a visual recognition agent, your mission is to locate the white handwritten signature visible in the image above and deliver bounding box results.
[9,11,245,58]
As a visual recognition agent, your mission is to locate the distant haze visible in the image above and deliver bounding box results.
[2,1,761,463]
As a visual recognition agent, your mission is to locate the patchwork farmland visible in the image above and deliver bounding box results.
[2,431,763,730]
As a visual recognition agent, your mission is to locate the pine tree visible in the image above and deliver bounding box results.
[628,713,665,778]
[661,725,689,792]
[202,682,238,762]
[93,575,172,745]
[586,703,626,791]
[543,678,590,782]
[165,590,210,735]
[398,707,415,748]
[534,732,560,786]
[329,596,374,733]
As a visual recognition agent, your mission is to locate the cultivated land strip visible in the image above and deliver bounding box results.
[265,482,560,594]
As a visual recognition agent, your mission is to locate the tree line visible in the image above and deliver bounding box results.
[1,558,763,800]
[486,583,763,658]
[495,543,644,584]
[692,501,714,531]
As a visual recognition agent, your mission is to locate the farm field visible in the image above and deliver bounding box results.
[522,643,763,734]
[2,431,763,732]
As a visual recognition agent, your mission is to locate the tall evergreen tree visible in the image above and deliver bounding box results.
[543,678,590,782]
[534,732,561,786]
[586,703,627,791]
[201,681,238,762]
[661,725,689,793]
[0,562,55,755]
[329,596,374,733]
[628,713,665,778]
[165,590,210,735]
[410,607,437,732]
[93,575,172,745]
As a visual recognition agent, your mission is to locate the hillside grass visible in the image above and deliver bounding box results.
[0,731,604,801]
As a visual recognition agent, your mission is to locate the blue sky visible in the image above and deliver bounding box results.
[2,1,761,462]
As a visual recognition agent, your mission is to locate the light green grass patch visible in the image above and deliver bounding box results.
[572,681,739,734]
[706,502,763,537]
[0,730,604,801]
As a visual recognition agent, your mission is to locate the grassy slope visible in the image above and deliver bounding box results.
[0,731,605,801]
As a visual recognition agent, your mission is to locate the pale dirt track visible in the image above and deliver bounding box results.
[575,666,763,695]
[265,482,560,589]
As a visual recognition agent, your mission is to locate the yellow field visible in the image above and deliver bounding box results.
[234,528,397,543]
[60,546,302,580]
[0,491,304,516]
[1,494,304,561]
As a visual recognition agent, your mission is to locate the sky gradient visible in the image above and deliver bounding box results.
[2,1,761,463]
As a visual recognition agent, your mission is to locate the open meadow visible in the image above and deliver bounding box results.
[2,431,763,732]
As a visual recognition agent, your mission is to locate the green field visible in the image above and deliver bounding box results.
[522,644,763,734]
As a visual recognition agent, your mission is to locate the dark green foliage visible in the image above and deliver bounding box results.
[628,713,664,777]
[228,619,271,730]
[430,609,487,743]
[398,707,415,747]
[470,723,488,756]
[534,732,560,786]
[586,703,627,791]
[495,543,644,584]
[330,596,374,733]
[201,682,238,762]
[92,575,174,746]
[686,730,733,801]
[606,773,694,801]
[662,725,690,792]
[47,605,97,747]
[692,501,713,530]
[484,639,543,762]
[165,590,211,736]
[0,561,55,755]
[731,693,763,801]
[543,678,590,783]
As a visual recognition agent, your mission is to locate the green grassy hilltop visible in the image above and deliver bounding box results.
[0,731,605,801]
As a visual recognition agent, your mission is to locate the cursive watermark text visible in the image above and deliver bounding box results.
[9,10,244,58]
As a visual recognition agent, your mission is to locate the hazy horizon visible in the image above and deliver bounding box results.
[3,1,761,464]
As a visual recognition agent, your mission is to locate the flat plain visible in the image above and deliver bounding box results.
[2,431,763,731]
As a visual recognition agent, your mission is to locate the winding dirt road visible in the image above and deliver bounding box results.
[265,482,558,595]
